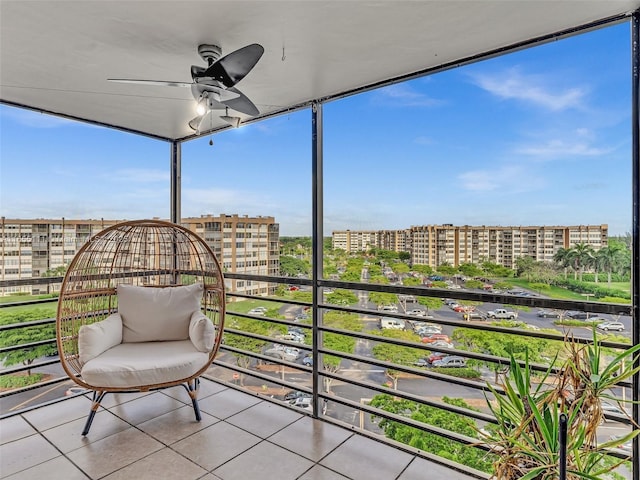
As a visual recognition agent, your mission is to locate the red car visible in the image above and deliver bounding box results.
[453,305,474,313]
[422,333,451,344]
[427,352,447,364]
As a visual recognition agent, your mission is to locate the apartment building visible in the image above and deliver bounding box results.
[0,214,280,296]
[182,214,280,296]
[333,224,608,269]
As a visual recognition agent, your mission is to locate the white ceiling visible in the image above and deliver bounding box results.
[1,1,638,142]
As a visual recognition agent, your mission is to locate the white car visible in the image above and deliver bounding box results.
[248,307,268,315]
[597,321,625,332]
[432,356,466,368]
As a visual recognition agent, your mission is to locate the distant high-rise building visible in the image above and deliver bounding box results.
[333,224,608,269]
[0,214,279,296]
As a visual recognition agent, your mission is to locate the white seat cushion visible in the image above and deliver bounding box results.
[80,340,208,389]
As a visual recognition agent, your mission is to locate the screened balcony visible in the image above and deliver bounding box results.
[1,2,639,479]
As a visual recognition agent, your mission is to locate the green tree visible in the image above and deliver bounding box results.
[339,270,361,282]
[411,264,434,276]
[570,242,595,282]
[325,289,358,306]
[279,255,311,277]
[321,311,362,393]
[436,264,457,276]
[416,296,443,312]
[391,262,410,274]
[42,265,68,277]
[398,251,411,262]
[0,308,58,375]
[596,241,629,288]
[369,291,398,308]
[371,329,423,389]
[464,279,484,289]
[553,247,573,280]
[402,277,421,286]
[458,263,484,278]
[369,394,494,473]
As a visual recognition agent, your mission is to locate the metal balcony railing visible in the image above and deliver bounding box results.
[0,274,635,478]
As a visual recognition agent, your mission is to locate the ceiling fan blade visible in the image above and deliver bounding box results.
[223,87,260,116]
[198,44,264,88]
[108,78,192,88]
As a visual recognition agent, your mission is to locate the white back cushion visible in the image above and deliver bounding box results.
[118,283,203,343]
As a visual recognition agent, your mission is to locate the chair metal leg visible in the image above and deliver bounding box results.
[182,378,201,421]
[82,390,107,436]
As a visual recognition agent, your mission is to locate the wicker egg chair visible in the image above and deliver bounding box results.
[56,219,225,435]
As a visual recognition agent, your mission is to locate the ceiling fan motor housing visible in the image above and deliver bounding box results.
[198,44,222,65]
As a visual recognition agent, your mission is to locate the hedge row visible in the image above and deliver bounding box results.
[552,279,630,300]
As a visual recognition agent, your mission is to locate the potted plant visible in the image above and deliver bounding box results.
[482,332,640,479]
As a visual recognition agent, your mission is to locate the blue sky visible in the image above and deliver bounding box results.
[0,22,632,237]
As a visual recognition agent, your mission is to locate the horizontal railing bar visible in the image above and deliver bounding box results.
[0,374,70,401]
[0,338,57,354]
[0,298,58,309]
[0,317,56,331]
[0,357,62,376]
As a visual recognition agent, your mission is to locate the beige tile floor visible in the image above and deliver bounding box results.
[0,379,482,479]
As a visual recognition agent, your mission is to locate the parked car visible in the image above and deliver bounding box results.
[596,321,625,332]
[302,355,313,366]
[264,348,298,362]
[295,313,309,321]
[248,307,267,315]
[416,326,442,336]
[453,305,473,313]
[426,352,447,364]
[432,356,467,368]
[566,311,590,319]
[422,334,451,344]
[463,311,486,321]
[602,401,626,416]
[536,309,560,318]
[428,340,454,349]
[407,309,426,316]
[412,322,441,332]
[413,358,430,367]
[280,332,305,342]
[284,390,312,401]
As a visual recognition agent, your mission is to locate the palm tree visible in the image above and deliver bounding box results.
[553,247,572,280]
[570,242,595,282]
[597,242,628,288]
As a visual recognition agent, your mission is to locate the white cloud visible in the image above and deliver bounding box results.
[1,107,84,128]
[515,139,611,158]
[458,165,544,193]
[414,135,434,145]
[372,84,444,108]
[469,67,587,111]
[104,169,169,183]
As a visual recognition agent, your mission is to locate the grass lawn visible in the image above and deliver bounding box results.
[506,278,587,301]
[0,302,57,315]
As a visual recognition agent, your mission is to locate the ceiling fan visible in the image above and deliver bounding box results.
[108,43,264,132]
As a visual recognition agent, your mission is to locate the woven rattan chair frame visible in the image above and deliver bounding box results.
[56,219,225,434]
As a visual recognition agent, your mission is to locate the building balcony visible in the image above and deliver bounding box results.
[2,377,478,480]
[1,276,636,479]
